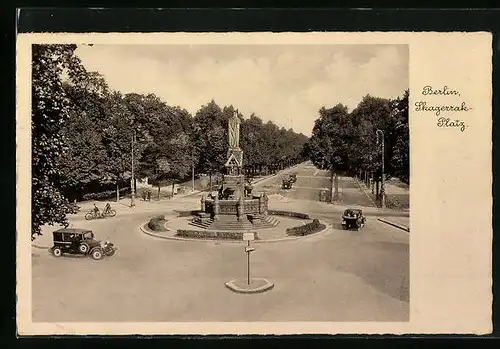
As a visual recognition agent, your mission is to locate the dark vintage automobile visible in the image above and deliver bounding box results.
[341,209,366,231]
[282,178,293,189]
[49,228,117,260]
[289,173,297,183]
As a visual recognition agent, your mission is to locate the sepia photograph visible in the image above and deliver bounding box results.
[16,31,492,335]
[29,42,409,323]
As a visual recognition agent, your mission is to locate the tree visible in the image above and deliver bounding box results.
[138,132,193,198]
[31,44,89,240]
[57,72,112,201]
[240,113,264,176]
[304,92,408,185]
[305,104,351,172]
[390,90,409,183]
[193,100,228,188]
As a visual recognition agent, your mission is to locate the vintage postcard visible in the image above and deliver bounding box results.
[16,32,492,335]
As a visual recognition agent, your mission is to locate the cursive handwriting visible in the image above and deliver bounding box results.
[422,85,460,97]
[414,101,470,116]
[437,117,466,132]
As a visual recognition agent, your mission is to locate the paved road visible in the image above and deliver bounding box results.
[254,162,376,207]
[32,162,409,322]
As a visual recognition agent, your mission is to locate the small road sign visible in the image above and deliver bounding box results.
[243,233,255,241]
[245,247,255,253]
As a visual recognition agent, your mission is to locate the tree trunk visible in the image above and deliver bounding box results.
[116,183,120,202]
[209,171,212,193]
[330,168,335,203]
[157,184,161,200]
[171,181,175,197]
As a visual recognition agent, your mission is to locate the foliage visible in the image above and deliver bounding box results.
[267,210,310,219]
[31,44,89,240]
[31,45,308,241]
[389,90,410,183]
[286,219,325,236]
[305,104,351,171]
[82,188,130,201]
[192,100,228,176]
[304,91,409,182]
[175,230,258,240]
[384,194,410,210]
[175,210,202,217]
[147,215,167,231]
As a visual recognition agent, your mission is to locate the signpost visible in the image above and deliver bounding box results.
[243,233,255,285]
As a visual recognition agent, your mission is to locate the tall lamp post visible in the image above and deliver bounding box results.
[376,129,385,208]
[130,129,136,207]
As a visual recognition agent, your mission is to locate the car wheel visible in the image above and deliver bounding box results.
[105,250,115,257]
[79,243,89,254]
[91,248,103,260]
[52,247,62,257]
[85,213,93,220]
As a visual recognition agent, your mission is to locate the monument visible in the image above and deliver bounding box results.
[191,110,277,230]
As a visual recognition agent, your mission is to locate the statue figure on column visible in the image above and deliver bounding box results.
[228,110,240,149]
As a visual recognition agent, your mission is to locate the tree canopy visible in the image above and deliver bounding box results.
[31,45,308,240]
[304,91,409,182]
[32,44,89,239]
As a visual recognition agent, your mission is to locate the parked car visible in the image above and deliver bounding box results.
[289,173,297,183]
[341,209,366,231]
[49,228,117,260]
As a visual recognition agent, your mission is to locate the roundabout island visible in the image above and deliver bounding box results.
[141,112,327,244]
[140,112,328,293]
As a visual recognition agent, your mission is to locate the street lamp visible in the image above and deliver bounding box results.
[376,129,385,208]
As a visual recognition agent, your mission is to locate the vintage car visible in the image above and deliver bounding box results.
[341,209,366,231]
[49,228,117,260]
[282,178,293,189]
[289,173,297,183]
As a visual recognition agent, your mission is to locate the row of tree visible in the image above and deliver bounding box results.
[304,91,409,183]
[31,44,308,240]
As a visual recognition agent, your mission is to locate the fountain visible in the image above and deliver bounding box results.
[191,110,278,231]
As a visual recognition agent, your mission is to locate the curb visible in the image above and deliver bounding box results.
[377,218,410,232]
[225,278,275,294]
[139,220,331,244]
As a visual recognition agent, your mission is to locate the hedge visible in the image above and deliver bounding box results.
[175,210,201,217]
[268,210,310,219]
[138,188,173,200]
[176,230,258,240]
[286,219,325,236]
[82,188,129,201]
[148,215,167,232]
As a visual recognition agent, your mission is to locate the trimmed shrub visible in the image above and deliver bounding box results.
[175,230,258,241]
[286,219,325,236]
[148,215,167,232]
[268,210,310,219]
[176,210,201,217]
[82,188,129,201]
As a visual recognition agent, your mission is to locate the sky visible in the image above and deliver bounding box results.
[75,44,408,136]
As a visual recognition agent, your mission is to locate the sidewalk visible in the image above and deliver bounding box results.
[378,217,410,232]
[355,177,410,210]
